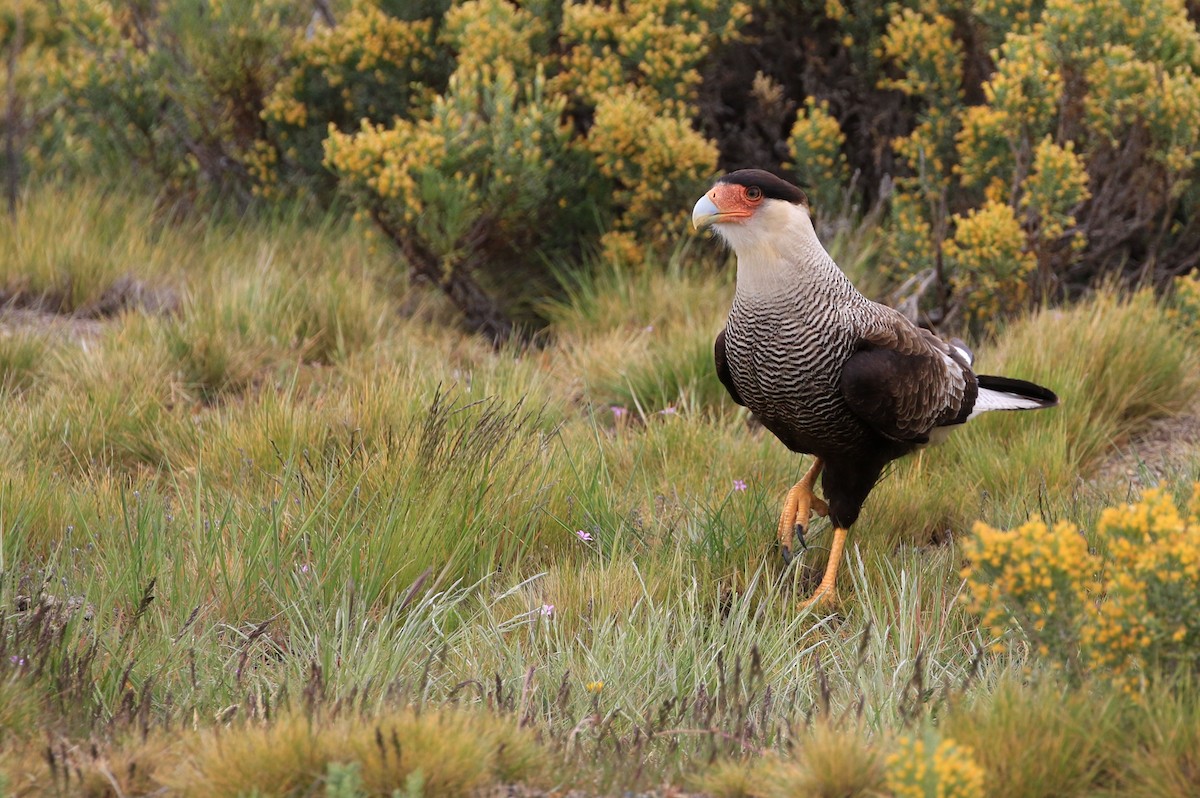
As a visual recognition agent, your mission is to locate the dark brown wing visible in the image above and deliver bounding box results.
[714,328,745,407]
[839,307,976,443]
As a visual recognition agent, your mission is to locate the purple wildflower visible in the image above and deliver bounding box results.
[733,479,748,492]
[576,529,593,542]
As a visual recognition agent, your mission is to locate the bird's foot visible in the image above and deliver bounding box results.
[799,582,836,608]
[797,527,848,610]
[777,460,827,565]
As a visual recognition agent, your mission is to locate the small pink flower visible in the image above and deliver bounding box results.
[644,324,655,333]
[540,604,555,617]
[575,529,593,542]
[660,406,677,416]
[300,563,311,574]
[611,405,628,419]
[733,479,747,492]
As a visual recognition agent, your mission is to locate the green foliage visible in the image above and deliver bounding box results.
[52,0,306,198]
[325,62,594,340]
[779,0,1200,326]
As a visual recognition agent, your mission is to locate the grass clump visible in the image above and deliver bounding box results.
[0,329,55,396]
[943,678,1116,798]
[0,183,179,313]
[765,721,886,798]
[166,708,546,798]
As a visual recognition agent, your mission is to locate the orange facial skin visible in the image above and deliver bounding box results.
[706,182,764,223]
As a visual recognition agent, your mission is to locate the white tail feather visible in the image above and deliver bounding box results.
[967,387,1051,420]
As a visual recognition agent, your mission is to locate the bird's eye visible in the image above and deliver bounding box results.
[746,186,763,201]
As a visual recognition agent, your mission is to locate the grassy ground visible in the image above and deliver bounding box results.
[1,182,1199,796]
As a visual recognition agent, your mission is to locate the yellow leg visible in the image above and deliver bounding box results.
[800,527,848,608]
[776,458,829,564]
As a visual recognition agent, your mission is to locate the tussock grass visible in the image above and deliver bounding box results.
[0,329,56,396]
[763,721,886,798]
[0,183,181,312]
[549,249,733,414]
[1119,684,1200,798]
[3,182,1200,793]
[943,677,1117,798]
[164,708,546,798]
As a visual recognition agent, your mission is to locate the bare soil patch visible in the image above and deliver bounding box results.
[1095,399,1200,492]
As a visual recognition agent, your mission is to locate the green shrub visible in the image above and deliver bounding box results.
[53,0,305,199]
[325,62,595,342]
[880,0,1200,325]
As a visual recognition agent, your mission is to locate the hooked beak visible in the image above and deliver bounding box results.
[692,193,721,231]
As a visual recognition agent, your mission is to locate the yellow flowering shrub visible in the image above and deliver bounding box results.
[51,0,310,195]
[873,0,1200,325]
[324,64,591,340]
[553,0,750,110]
[1,1,64,175]
[1085,47,1200,181]
[27,0,1200,338]
[1019,136,1090,245]
[879,7,963,294]
[52,1,182,182]
[886,192,937,277]
[1082,489,1200,691]
[885,732,985,798]
[1040,0,1199,69]
[585,87,720,259]
[787,97,850,215]
[963,486,1200,690]
[972,0,1042,36]
[442,0,547,77]
[944,200,1036,326]
[258,3,439,195]
[880,7,962,193]
[961,515,1093,665]
[1169,272,1200,331]
[549,0,747,259]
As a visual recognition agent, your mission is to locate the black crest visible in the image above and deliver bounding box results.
[718,169,809,205]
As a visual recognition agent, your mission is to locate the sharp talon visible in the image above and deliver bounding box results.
[794,522,808,551]
[776,459,824,574]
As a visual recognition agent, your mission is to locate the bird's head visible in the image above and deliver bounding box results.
[692,169,815,258]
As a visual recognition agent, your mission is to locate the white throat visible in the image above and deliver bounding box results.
[714,201,843,300]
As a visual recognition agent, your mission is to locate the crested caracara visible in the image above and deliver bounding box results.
[693,169,1058,607]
